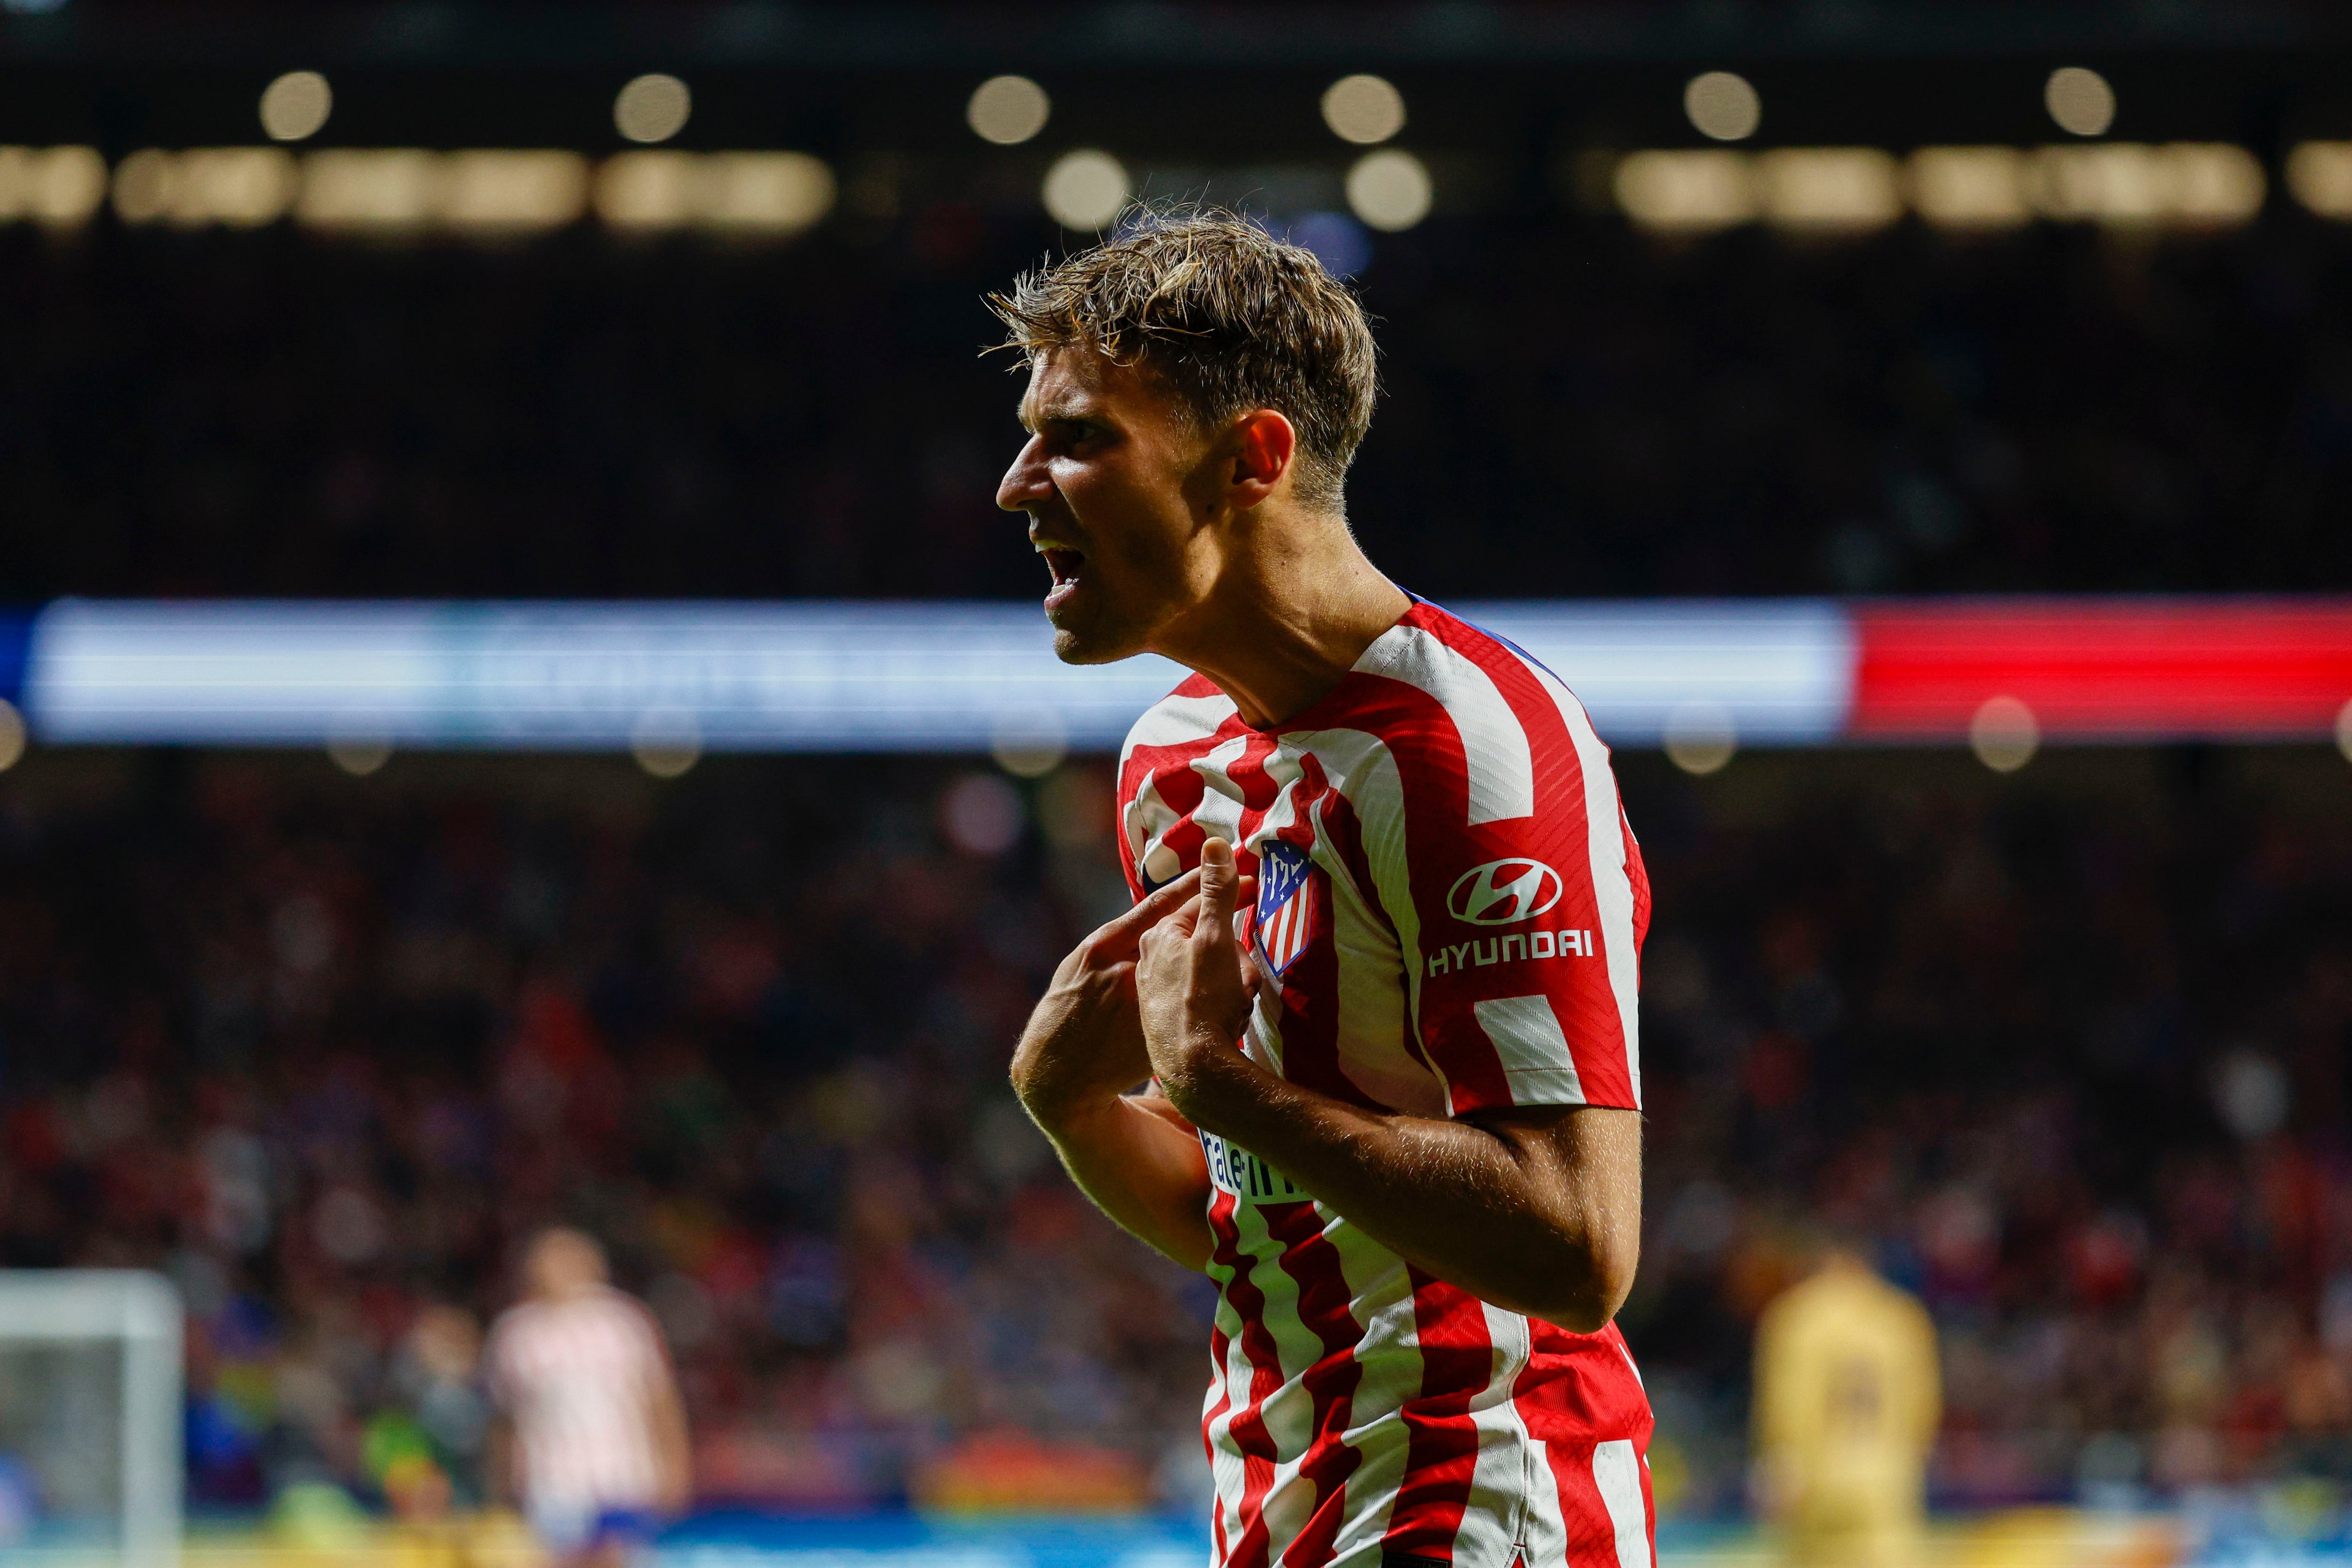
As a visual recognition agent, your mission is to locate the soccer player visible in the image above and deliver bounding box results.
[485,1227,691,1566]
[999,212,1655,1568]
[1752,1244,1939,1568]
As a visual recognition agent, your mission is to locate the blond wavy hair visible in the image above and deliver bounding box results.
[987,206,1379,510]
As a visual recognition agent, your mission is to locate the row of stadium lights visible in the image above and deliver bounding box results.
[1613,143,2278,233]
[3,64,2352,238]
[1630,64,2346,233]
[0,67,1430,236]
[11,135,2341,238]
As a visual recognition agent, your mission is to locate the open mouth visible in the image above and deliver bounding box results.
[1040,546,1086,612]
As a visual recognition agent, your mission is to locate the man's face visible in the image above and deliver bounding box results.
[997,345,1220,664]
[526,1229,605,1300]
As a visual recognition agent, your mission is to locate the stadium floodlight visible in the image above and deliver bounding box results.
[631,707,702,778]
[594,150,835,235]
[111,148,297,228]
[614,73,692,144]
[326,730,391,776]
[1345,149,1431,231]
[2024,143,2264,228]
[2045,66,2115,137]
[1041,149,1128,229]
[1662,701,1737,776]
[696,152,836,233]
[990,707,1070,779]
[1684,71,1760,143]
[1321,74,1405,145]
[2025,143,2159,223]
[0,146,106,227]
[110,149,177,223]
[0,1272,182,1566]
[258,70,332,142]
[594,149,697,227]
[1755,148,1901,232]
[437,150,589,232]
[967,75,1051,145]
[1907,147,2031,230]
[2160,143,2266,225]
[1613,150,1757,232]
[1970,695,2040,772]
[2287,142,2352,218]
[296,148,441,231]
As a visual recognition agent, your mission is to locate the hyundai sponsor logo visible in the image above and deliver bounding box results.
[1445,857,1564,926]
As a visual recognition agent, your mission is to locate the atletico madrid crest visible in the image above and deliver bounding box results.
[1252,839,1320,977]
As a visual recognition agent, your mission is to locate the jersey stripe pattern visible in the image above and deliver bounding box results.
[1116,602,1657,1568]
[486,1287,671,1512]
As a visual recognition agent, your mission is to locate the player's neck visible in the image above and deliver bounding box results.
[1152,514,1409,729]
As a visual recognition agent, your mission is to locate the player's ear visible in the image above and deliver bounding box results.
[1228,410,1296,511]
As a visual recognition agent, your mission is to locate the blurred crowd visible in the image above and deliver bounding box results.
[0,740,2344,1522]
[5,206,2352,603]
[0,750,1196,1519]
[1627,748,2352,1515]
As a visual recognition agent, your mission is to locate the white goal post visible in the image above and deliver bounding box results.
[0,1272,182,1567]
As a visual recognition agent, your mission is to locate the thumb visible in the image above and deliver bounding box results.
[1198,836,1240,939]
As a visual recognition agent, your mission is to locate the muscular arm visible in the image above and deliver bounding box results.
[1009,871,1219,1270]
[1193,1081,1638,1330]
[1137,839,1642,1331]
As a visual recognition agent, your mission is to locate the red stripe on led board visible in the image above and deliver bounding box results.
[1848,600,2352,740]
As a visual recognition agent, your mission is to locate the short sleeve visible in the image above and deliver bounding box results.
[1369,618,1650,1117]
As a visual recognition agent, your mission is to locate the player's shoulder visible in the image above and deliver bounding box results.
[1119,671,1239,763]
[487,1298,536,1334]
[1338,599,1618,832]
[1350,600,1574,745]
[483,1299,539,1361]
[586,1284,663,1330]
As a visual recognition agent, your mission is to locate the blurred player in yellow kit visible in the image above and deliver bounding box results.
[1753,1246,1941,1568]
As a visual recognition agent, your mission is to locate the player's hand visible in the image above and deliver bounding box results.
[1135,836,1266,1120]
[1010,867,1204,1130]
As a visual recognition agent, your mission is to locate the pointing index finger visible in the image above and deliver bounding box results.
[1197,837,1242,929]
[1093,867,1203,949]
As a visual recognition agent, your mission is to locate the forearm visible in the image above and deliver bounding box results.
[1190,1065,1640,1330]
[1026,1088,1215,1269]
[1008,891,1220,1272]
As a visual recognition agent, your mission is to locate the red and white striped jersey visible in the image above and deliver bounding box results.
[486,1287,673,1512]
[1116,600,1657,1568]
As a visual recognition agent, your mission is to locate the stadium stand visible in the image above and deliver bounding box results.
[5,214,2352,604]
[0,739,2339,1522]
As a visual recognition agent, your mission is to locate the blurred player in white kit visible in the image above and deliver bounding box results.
[487,1227,692,1566]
